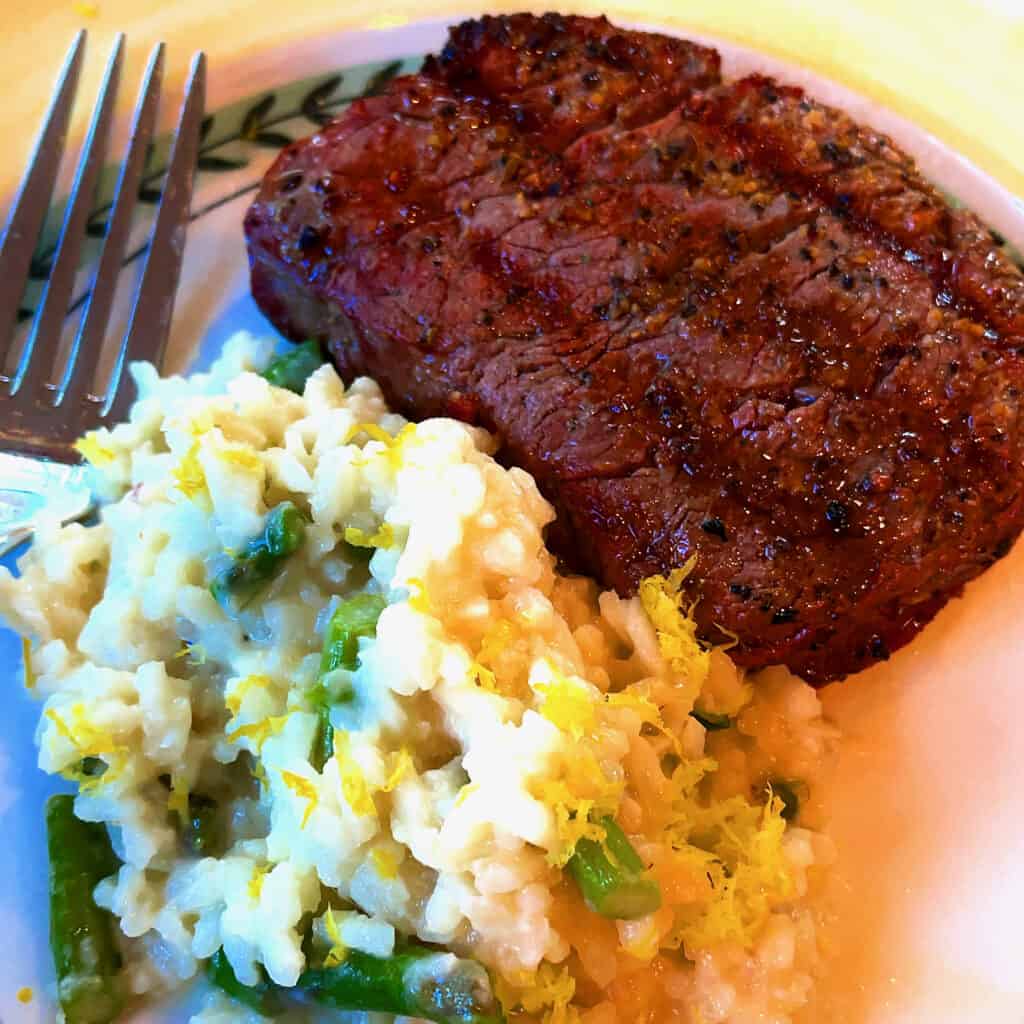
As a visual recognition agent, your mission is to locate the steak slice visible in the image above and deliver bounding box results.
[244,13,1024,683]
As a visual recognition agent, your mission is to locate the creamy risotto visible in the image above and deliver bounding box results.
[0,335,838,1023]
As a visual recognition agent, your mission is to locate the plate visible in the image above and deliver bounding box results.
[2,16,1024,1023]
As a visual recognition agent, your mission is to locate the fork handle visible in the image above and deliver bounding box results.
[0,453,93,558]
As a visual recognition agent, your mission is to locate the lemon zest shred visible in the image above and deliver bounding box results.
[167,773,190,824]
[15,986,32,1004]
[323,907,348,967]
[281,769,319,828]
[344,523,395,549]
[21,637,36,691]
[454,782,479,808]
[173,641,207,666]
[495,964,578,1024]
[534,743,623,867]
[468,661,497,692]
[217,445,263,473]
[649,756,793,951]
[342,422,395,446]
[73,432,116,467]
[533,660,596,741]
[382,748,414,792]
[639,558,710,702]
[172,441,207,501]
[226,714,289,751]
[248,865,267,903]
[333,733,376,817]
[371,847,399,880]
[225,674,272,716]
[405,577,431,615]
[713,622,741,652]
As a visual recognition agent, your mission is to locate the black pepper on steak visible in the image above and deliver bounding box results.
[244,13,1024,684]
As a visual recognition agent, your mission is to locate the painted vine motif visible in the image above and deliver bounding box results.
[17,57,414,324]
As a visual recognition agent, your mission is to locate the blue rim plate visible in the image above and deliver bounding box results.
[2,19,1023,1023]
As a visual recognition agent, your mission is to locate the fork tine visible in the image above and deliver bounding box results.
[0,31,86,369]
[62,42,165,413]
[104,52,206,423]
[12,35,126,400]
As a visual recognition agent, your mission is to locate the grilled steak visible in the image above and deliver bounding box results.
[244,13,1024,683]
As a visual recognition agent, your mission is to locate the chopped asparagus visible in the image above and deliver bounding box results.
[308,593,387,767]
[207,942,503,1024]
[320,593,387,678]
[210,501,306,614]
[566,816,662,920]
[206,949,282,1014]
[299,945,504,1024]
[261,339,325,394]
[689,708,733,731]
[46,794,123,1024]
[310,704,334,773]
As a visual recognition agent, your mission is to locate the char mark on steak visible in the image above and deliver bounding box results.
[244,13,1024,683]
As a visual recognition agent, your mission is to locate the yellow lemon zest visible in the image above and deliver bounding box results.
[469,621,519,696]
[334,733,376,817]
[382,748,414,792]
[344,523,395,549]
[248,865,267,903]
[468,661,497,692]
[46,704,125,760]
[16,987,33,1004]
[172,441,207,501]
[639,558,710,702]
[225,674,272,717]
[535,744,623,867]
[173,642,207,666]
[167,773,190,824]
[651,759,792,951]
[479,620,513,665]
[218,445,263,473]
[21,637,35,690]
[281,769,319,828]
[371,847,399,880]
[186,410,215,437]
[454,782,479,808]
[405,577,431,615]
[534,660,596,741]
[226,714,289,751]
[495,964,578,1024]
[323,907,348,967]
[342,422,395,446]
[605,687,683,758]
[73,432,115,467]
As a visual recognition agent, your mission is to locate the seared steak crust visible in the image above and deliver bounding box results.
[245,14,1024,682]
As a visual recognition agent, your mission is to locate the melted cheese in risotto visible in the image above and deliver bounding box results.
[0,334,839,1024]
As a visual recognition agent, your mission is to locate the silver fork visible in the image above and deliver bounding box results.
[0,32,206,556]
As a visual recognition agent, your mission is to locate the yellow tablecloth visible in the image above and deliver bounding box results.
[1,0,1022,204]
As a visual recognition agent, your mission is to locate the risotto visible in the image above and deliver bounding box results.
[0,334,838,1024]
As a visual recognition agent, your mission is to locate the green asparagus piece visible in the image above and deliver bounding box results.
[320,593,387,677]
[299,945,504,1024]
[310,704,335,773]
[210,501,306,613]
[307,593,385,768]
[46,795,124,1024]
[689,708,733,731]
[261,340,326,394]
[206,949,282,1014]
[566,816,662,920]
